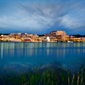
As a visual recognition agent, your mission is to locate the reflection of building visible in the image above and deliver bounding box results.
[1,43,3,58]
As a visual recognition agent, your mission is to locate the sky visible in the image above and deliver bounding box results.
[0,0,85,35]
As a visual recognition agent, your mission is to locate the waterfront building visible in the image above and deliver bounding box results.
[46,36,50,42]
[50,37,57,42]
[82,37,85,41]
[0,31,85,42]
[0,36,1,40]
[56,35,62,42]
[17,33,21,39]
[9,33,16,38]
[32,34,39,38]
[9,37,15,41]
[17,33,21,36]
[44,34,50,37]
[34,37,42,42]
[70,37,82,42]
[50,31,66,36]
[24,38,31,42]
[61,35,70,42]
[42,36,51,42]
[25,33,28,36]
[1,35,9,41]
[56,31,66,35]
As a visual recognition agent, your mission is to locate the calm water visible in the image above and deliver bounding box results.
[0,42,85,76]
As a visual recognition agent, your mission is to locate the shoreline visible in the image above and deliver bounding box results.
[0,41,85,43]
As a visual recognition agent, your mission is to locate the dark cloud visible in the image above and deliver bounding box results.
[0,0,85,34]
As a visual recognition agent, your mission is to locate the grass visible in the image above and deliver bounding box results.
[0,64,85,85]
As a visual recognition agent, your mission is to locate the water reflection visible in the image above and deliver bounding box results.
[0,42,85,75]
[1,43,3,58]
[0,42,85,58]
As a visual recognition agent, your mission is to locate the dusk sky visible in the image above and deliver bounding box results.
[0,0,85,35]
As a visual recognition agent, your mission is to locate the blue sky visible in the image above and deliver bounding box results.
[0,0,85,35]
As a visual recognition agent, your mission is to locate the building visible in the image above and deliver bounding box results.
[70,37,82,42]
[0,35,9,41]
[50,37,57,42]
[32,34,39,38]
[17,33,21,36]
[56,35,62,42]
[24,38,31,42]
[17,33,21,39]
[61,35,70,42]
[81,37,85,42]
[50,31,66,36]
[46,36,50,42]
[9,33,17,38]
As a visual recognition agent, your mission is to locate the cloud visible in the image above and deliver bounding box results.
[0,0,85,34]
[60,15,84,29]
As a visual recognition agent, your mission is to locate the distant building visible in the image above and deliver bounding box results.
[50,31,66,36]
[33,34,39,38]
[25,33,27,35]
[17,33,21,36]
[24,38,31,42]
[46,36,50,42]
[17,33,21,39]
[50,37,57,42]
[81,37,85,42]
[44,34,50,37]
[61,35,69,41]
[9,33,16,38]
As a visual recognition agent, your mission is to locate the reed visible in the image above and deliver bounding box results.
[72,74,75,85]
[0,64,85,85]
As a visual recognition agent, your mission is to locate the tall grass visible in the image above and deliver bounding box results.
[0,64,85,85]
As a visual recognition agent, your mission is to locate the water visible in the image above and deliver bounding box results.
[0,42,85,76]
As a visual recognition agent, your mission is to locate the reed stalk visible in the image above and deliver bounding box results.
[72,74,75,85]
[77,72,80,85]
[68,76,70,85]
